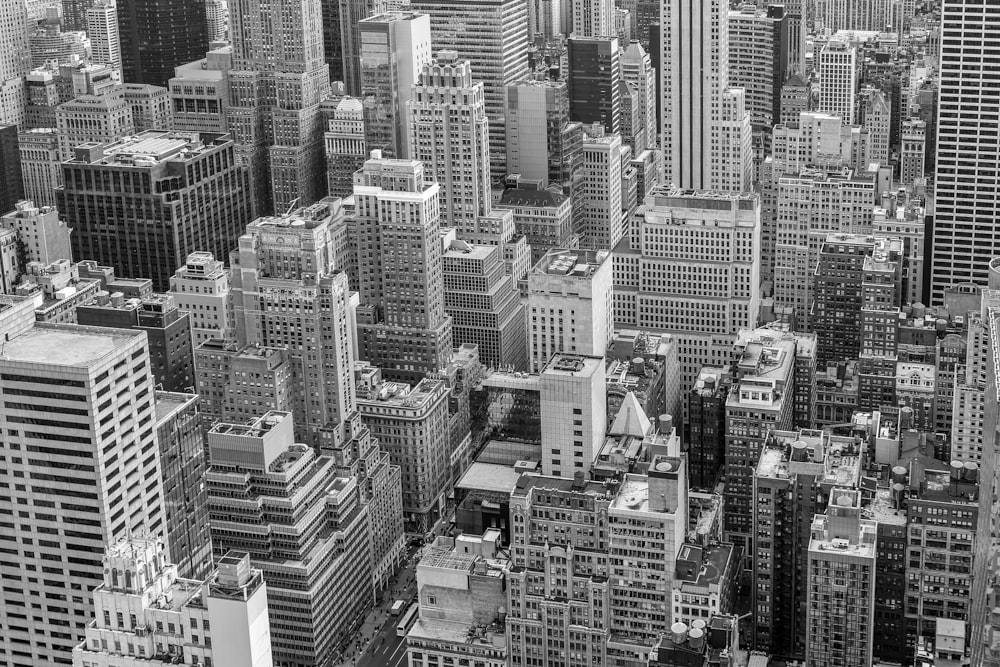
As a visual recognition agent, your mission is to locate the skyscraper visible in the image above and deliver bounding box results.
[567,36,620,135]
[338,0,388,94]
[572,0,614,37]
[118,0,209,87]
[58,131,253,291]
[505,79,582,194]
[408,52,490,231]
[659,0,752,191]
[818,40,859,125]
[227,0,330,214]
[930,0,1000,303]
[579,130,625,250]
[354,155,454,383]
[324,96,367,198]
[410,0,530,182]
[0,323,165,664]
[0,0,29,126]
[359,12,432,159]
[87,1,121,72]
[620,41,658,155]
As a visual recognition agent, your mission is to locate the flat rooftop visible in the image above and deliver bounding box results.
[456,462,522,495]
[532,249,609,277]
[1,324,140,368]
[675,543,734,588]
[542,353,604,377]
[154,391,198,423]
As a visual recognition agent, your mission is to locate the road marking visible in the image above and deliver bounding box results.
[389,638,407,666]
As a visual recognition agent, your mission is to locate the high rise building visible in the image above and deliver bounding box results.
[154,391,213,579]
[28,20,88,70]
[72,538,273,667]
[118,0,209,87]
[324,96,367,198]
[817,40,859,125]
[856,86,891,167]
[0,200,73,265]
[168,251,232,347]
[408,52,490,231]
[357,375,450,533]
[805,488,877,667]
[659,0,752,191]
[930,0,1000,302]
[167,46,231,134]
[54,90,135,161]
[571,0,614,37]
[359,12,432,159]
[496,186,575,265]
[772,167,877,327]
[338,0,388,94]
[122,83,173,131]
[225,198,357,446]
[816,0,891,32]
[87,1,121,71]
[0,125,23,215]
[752,429,862,660]
[18,127,61,207]
[410,0,530,182]
[527,248,613,373]
[58,131,253,291]
[613,189,761,390]
[0,323,165,664]
[354,156,454,384]
[406,532,511,667]
[442,235,527,370]
[527,0,560,38]
[0,0,29,126]
[620,41,658,155]
[899,118,926,186]
[539,353,607,476]
[205,0,229,41]
[227,0,330,215]
[728,5,788,136]
[206,410,394,665]
[566,37,620,135]
[579,130,625,250]
[504,79,581,195]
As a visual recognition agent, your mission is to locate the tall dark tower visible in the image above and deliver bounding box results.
[118,0,208,86]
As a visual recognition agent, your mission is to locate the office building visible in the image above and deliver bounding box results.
[409,52,491,232]
[86,1,121,71]
[337,0,387,94]
[72,538,272,667]
[154,391,212,579]
[816,0,891,32]
[411,0,530,182]
[227,0,329,214]
[772,168,877,327]
[579,130,625,250]
[0,125,22,215]
[168,252,231,347]
[566,37,620,135]
[354,156,454,384]
[55,91,135,162]
[12,258,102,323]
[527,248,613,373]
[206,411,390,665]
[0,200,72,266]
[728,5,788,135]
[122,83,173,132]
[856,86,891,167]
[620,41,657,155]
[77,292,194,393]
[167,46,231,135]
[539,353,606,477]
[323,96,367,198]
[206,0,228,41]
[899,118,927,185]
[571,0,613,37]
[496,186,574,265]
[507,428,689,667]
[686,367,731,490]
[118,0,208,87]
[660,0,752,191]
[614,189,760,391]
[442,236,527,370]
[0,0,29,127]
[27,20,88,71]
[224,198,357,446]
[359,12,432,159]
[779,74,810,124]
[406,532,510,667]
[818,40,859,125]
[357,376,450,533]
[18,127,61,207]
[58,131,253,292]
[0,323,164,664]
[752,429,862,660]
[929,0,1000,301]
[806,488,877,667]
[504,79,582,195]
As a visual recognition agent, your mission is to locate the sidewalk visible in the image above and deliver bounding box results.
[330,566,418,667]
